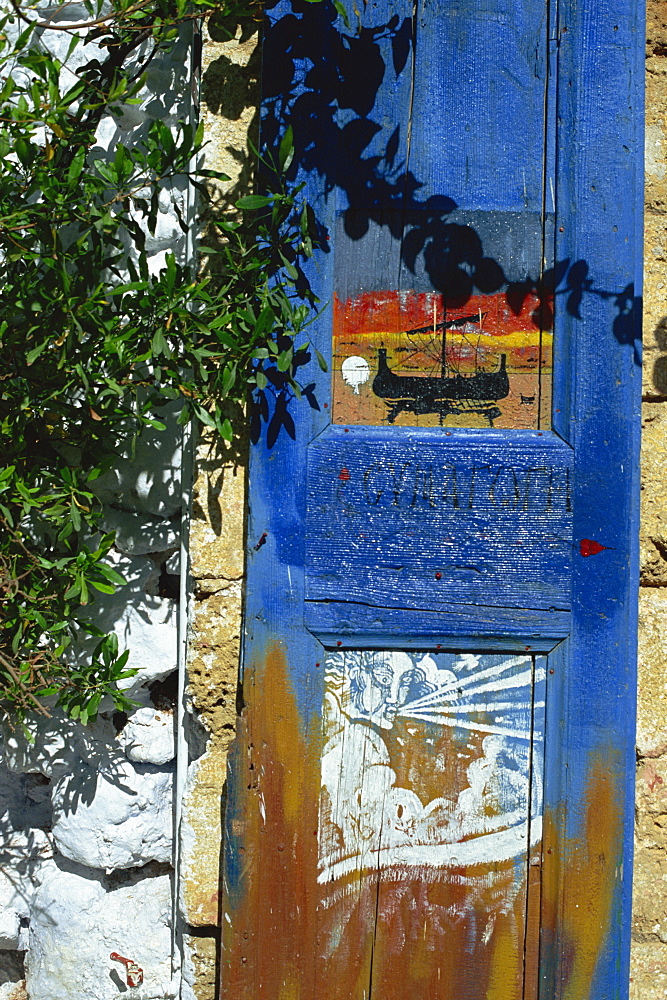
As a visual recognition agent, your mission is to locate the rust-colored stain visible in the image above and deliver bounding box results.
[222,642,322,1000]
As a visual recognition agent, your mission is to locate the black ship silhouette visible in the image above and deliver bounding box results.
[372,312,509,425]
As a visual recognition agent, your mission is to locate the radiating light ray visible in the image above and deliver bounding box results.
[400,699,544,716]
[397,711,540,740]
[403,655,531,711]
[403,664,542,714]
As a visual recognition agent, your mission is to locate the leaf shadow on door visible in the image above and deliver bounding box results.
[251,0,640,447]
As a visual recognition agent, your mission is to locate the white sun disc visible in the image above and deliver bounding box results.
[341,355,370,394]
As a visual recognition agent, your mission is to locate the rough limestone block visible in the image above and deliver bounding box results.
[645,61,667,215]
[181,932,216,1000]
[187,585,242,728]
[633,757,667,967]
[179,745,235,927]
[118,709,176,766]
[644,216,667,399]
[189,454,245,584]
[630,941,667,1000]
[641,404,667,585]
[26,862,175,1000]
[648,3,667,53]
[634,760,667,938]
[51,758,173,870]
[638,589,667,756]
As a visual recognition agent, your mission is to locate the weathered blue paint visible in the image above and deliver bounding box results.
[221,0,643,996]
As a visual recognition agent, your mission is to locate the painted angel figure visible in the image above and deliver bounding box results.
[347,651,438,729]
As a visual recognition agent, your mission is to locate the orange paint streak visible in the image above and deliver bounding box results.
[222,642,537,1000]
[221,642,322,1000]
[333,290,550,339]
[540,760,623,1000]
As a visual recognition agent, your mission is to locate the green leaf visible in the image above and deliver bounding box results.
[278,126,294,172]
[333,0,351,27]
[235,194,274,210]
[67,146,86,185]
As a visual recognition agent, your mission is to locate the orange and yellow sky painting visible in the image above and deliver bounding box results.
[332,290,552,430]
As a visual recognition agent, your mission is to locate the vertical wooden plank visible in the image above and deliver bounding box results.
[544,1,643,997]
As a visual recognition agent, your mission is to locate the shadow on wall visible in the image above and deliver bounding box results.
[200,16,261,215]
[651,318,667,396]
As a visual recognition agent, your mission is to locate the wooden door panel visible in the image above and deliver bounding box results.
[221,0,642,996]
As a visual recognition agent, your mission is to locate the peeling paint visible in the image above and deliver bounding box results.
[222,644,544,1000]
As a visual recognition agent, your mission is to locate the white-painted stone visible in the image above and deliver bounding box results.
[92,412,182,519]
[51,758,173,870]
[113,598,178,699]
[118,709,175,765]
[0,913,20,952]
[165,550,180,575]
[101,509,178,557]
[26,862,176,1000]
[0,10,192,992]
[0,713,116,778]
[0,829,53,955]
[0,982,26,1000]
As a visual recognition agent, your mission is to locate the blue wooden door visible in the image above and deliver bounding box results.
[221,1,643,998]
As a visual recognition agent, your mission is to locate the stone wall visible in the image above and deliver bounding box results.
[0,13,192,999]
[632,3,667,996]
[178,16,257,995]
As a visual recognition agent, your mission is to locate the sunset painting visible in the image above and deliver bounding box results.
[332,290,552,430]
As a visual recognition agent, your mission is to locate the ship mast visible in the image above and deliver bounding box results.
[439,299,447,380]
[439,299,445,426]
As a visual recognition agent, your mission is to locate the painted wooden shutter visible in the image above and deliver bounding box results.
[221,1,643,998]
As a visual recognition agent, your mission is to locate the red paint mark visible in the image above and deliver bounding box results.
[254,532,268,551]
[579,538,609,557]
[338,468,351,481]
[344,428,350,433]
[110,954,143,988]
[643,763,665,792]
[336,640,343,647]
[435,572,442,580]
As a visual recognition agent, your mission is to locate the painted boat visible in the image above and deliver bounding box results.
[372,347,509,424]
